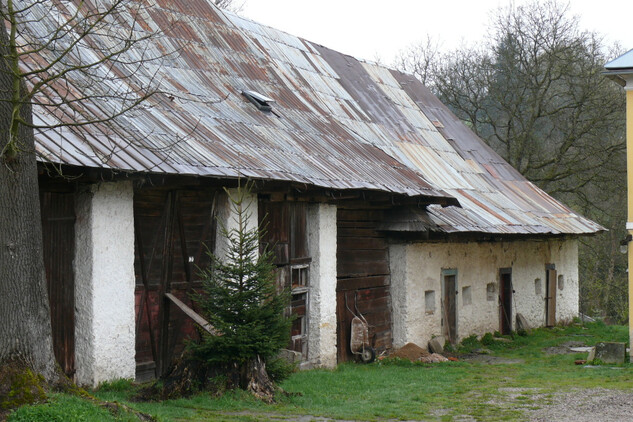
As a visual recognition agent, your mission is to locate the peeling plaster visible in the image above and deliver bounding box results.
[74,181,135,387]
[306,203,337,368]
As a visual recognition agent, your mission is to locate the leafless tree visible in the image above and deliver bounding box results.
[393,35,441,88]
[0,0,169,390]
[395,0,627,322]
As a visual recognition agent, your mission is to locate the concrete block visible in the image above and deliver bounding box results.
[587,347,595,362]
[515,313,530,332]
[594,342,625,364]
[428,337,444,354]
[278,349,302,365]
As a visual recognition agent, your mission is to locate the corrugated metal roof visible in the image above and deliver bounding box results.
[22,0,602,235]
[22,0,448,200]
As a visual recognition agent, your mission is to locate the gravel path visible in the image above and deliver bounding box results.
[527,388,633,422]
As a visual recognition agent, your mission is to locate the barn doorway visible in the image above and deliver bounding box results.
[499,268,513,335]
[133,187,218,381]
[336,208,392,362]
[545,265,557,327]
[441,269,458,345]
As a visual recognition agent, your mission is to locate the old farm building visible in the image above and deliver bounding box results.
[30,0,602,385]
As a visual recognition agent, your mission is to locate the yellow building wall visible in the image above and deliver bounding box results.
[628,89,633,356]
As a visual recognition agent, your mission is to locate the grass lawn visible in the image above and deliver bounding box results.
[8,321,633,421]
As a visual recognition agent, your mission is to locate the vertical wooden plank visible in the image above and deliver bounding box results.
[546,269,557,327]
[290,202,308,259]
[499,271,513,335]
[336,291,350,361]
[442,274,457,344]
[156,191,175,377]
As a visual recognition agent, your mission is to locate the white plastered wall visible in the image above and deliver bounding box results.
[215,188,258,260]
[391,238,579,348]
[74,181,136,387]
[306,203,337,368]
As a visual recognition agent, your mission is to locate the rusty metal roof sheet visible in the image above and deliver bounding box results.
[24,0,448,200]
[24,0,602,235]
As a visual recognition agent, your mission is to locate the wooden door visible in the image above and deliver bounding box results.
[336,209,391,362]
[259,200,310,359]
[545,268,557,327]
[134,187,217,380]
[40,191,76,379]
[499,269,513,335]
[442,271,457,344]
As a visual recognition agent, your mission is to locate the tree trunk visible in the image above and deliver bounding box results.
[0,16,59,384]
[242,355,275,403]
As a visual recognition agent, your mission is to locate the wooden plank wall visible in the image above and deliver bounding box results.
[134,187,216,380]
[336,208,391,362]
[40,191,76,379]
[259,200,310,358]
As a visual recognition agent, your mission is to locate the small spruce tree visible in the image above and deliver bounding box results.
[190,182,291,400]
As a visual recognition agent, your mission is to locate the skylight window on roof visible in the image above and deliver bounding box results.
[242,90,275,112]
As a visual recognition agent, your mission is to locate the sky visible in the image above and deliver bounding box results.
[240,0,632,64]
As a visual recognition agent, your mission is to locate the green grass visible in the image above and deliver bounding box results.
[9,321,633,421]
[7,393,137,422]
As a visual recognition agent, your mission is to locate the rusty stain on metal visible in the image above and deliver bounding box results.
[23,0,602,236]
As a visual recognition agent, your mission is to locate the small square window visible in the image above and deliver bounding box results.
[425,290,435,314]
[291,265,309,289]
[462,286,472,306]
[486,283,496,301]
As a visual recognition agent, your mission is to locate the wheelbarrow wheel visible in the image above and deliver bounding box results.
[360,347,376,363]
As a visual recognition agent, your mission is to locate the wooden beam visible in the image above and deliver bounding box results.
[165,293,218,335]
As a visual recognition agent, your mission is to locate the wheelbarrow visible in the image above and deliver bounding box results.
[347,292,376,363]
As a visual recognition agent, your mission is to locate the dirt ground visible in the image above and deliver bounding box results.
[389,343,430,360]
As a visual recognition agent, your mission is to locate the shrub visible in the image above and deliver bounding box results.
[481,332,495,346]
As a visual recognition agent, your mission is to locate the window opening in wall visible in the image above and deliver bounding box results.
[291,264,309,290]
[486,283,496,301]
[290,264,309,358]
[557,275,564,291]
[425,290,435,314]
[462,286,472,306]
[534,278,542,296]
